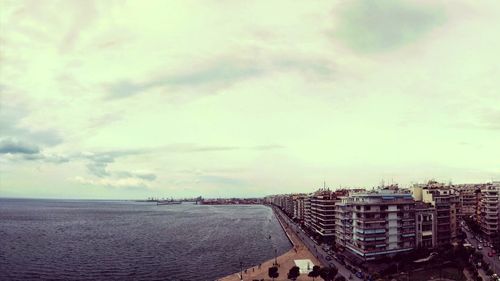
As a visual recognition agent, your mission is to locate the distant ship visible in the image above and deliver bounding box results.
[156,200,182,205]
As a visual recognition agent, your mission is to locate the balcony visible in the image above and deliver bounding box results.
[483,193,498,198]
[359,217,387,222]
[356,239,387,246]
[356,224,386,229]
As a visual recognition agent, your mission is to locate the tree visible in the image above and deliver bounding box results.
[268,266,279,281]
[334,276,346,281]
[308,265,321,281]
[319,266,338,281]
[288,266,300,281]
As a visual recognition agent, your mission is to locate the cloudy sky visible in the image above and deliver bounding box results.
[1,0,499,199]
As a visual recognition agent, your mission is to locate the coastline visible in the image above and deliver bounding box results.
[273,206,296,248]
[217,205,323,281]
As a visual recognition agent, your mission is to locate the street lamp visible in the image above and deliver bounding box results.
[274,249,278,266]
[240,261,243,280]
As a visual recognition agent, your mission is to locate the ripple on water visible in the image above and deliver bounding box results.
[0,200,291,281]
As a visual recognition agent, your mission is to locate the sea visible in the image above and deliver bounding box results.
[0,199,292,281]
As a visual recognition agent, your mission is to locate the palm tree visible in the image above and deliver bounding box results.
[308,265,321,281]
[319,266,338,281]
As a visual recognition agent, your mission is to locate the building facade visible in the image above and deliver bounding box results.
[345,190,416,261]
[415,202,437,249]
[413,181,460,246]
[309,189,337,244]
[479,182,500,237]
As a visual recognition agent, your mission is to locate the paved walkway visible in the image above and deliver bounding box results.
[218,209,322,281]
[274,208,362,281]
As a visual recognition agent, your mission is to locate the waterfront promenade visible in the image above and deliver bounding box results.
[218,208,323,281]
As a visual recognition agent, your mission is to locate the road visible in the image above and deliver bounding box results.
[462,225,500,275]
[273,206,363,281]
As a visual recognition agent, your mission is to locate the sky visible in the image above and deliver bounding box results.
[0,0,499,199]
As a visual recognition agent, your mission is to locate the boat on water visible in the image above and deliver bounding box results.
[156,200,182,205]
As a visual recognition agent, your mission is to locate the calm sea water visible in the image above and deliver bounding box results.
[0,199,291,281]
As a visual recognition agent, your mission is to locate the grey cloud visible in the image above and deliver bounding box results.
[334,0,445,53]
[105,54,335,100]
[184,146,240,152]
[86,161,111,178]
[0,137,70,163]
[115,171,157,181]
[133,173,156,181]
[0,138,40,154]
[162,143,284,153]
[87,113,123,129]
[83,150,138,178]
[480,109,500,130]
[0,101,63,146]
[159,143,241,153]
[273,58,334,77]
[106,61,262,99]
[251,144,284,150]
[82,150,157,182]
[43,154,70,163]
[59,0,98,53]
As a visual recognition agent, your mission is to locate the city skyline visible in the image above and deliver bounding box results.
[1,0,499,199]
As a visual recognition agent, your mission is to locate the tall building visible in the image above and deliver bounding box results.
[309,189,337,244]
[293,195,306,222]
[334,195,352,250]
[283,195,294,217]
[345,189,416,261]
[479,182,500,238]
[304,195,311,228]
[415,202,437,249]
[457,184,481,219]
[413,181,460,246]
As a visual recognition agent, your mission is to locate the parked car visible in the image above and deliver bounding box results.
[492,250,497,255]
[326,255,332,261]
[488,252,495,257]
[478,245,483,250]
[355,271,364,278]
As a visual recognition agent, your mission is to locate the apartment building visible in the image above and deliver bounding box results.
[334,196,352,249]
[304,195,311,228]
[413,181,460,246]
[479,182,500,237]
[345,190,416,261]
[309,189,337,244]
[415,202,437,249]
[457,184,481,219]
[293,195,305,222]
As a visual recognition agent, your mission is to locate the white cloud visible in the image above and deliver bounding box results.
[1,0,499,198]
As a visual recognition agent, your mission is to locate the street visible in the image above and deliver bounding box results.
[462,225,500,275]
